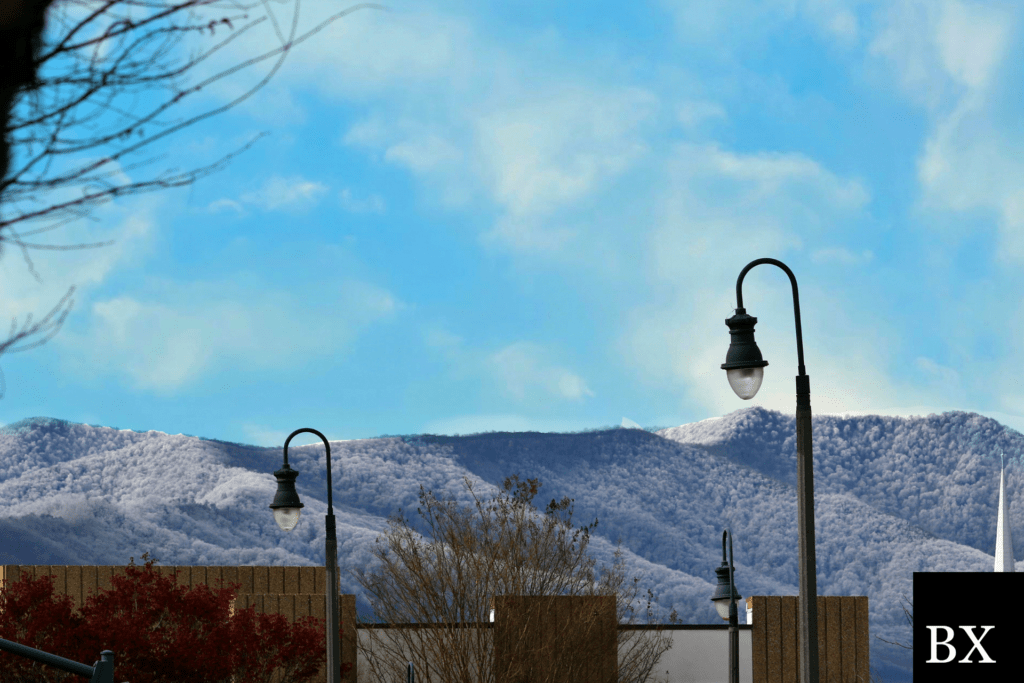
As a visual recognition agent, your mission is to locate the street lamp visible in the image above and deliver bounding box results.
[710,529,742,683]
[721,257,820,683]
[269,428,342,683]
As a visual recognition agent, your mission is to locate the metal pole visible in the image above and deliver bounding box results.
[326,513,341,683]
[323,433,342,683]
[0,638,114,683]
[796,377,820,683]
[727,532,739,683]
[734,258,820,683]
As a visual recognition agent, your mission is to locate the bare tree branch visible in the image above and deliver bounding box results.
[0,284,75,399]
[0,0,387,398]
[874,593,913,650]
[354,474,675,683]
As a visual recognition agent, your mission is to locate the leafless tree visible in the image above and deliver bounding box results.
[0,0,385,397]
[875,593,912,650]
[861,593,912,683]
[354,474,676,683]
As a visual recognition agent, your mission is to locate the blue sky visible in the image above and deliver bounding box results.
[3,0,1024,448]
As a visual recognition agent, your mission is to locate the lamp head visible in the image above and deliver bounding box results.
[711,562,743,621]
[722,308,768,400]
[269,462,304,532]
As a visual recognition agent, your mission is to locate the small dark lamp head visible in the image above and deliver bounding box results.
[269,462,304,532]
[721,307,769,400]
[711,532,743,621]
[711,564,743,620]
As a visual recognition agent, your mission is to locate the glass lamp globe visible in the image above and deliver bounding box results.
[727,366,764,400]
[713,595,744,621]
[273,506,301,532]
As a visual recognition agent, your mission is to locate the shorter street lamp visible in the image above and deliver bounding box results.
[269,428,342,683]
[711,529,742,683]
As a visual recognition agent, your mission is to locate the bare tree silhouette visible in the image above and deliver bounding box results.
[0,0,386,398]
[355,475,676,683]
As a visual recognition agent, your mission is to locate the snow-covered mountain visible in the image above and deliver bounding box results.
[3,407,1021,683]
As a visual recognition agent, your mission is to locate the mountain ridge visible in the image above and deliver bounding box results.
[3,406,1021,683]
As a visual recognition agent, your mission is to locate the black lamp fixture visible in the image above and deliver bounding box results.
[711,529,743,620]
[721,257,820,683]
[269,428,341,683]
[269,459,304,531]
[710,529,741,683]
[721,308,769,400]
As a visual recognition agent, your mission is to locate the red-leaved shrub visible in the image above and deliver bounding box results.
[0,553,347,683]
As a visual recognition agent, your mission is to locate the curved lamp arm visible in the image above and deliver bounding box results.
[283,427,336,514]
[734,257,807,377]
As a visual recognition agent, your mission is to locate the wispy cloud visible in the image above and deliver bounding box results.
[239,175,329,212]
[677,100,727,129]
[240,424,289,448]
[339,188,386,214]
[206,198,246,215]
[488,342,595,402]
[54,276,405,394]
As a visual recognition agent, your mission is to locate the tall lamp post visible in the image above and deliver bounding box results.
[269,428,342,683]
[721,257,820,683]
[710,529,742,683]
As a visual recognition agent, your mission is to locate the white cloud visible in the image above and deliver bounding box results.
[383,134,464,173]
[54,276,405,393]
[0,158,159,330]
[935,0,1013,90]
[177,4,476,125]
[704,145,870,208]
[891,0,1024,263]
[342,118,390,148]
[868,0,1015,108]
[657,0,797,49]
[488,342,595,402]
[828,8,860,42]
[206,198,245,215]
[272,6,476,99]
[915,356,963,391]
[479,215,579,253]
[658,0,866,53]
[344,83,658,246]
[240,175,328,212]
[677,101,727,129]
[474,86,657,218]
[656,143,870,248]
[422,326,463,356]
[616,139,883,418]
[339,188,385,214]
[241,424,290,448]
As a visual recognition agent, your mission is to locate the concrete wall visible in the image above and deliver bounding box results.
[355,626,754,683]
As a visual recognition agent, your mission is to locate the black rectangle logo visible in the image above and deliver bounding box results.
[913,572,1022,681]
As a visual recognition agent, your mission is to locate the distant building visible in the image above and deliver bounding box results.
[995,454,1015,572]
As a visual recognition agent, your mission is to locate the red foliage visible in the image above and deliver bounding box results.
[0,553,349,683]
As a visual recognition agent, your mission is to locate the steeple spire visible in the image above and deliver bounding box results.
[995,451,1015,572]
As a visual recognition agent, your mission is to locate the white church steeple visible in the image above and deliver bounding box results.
[995,451,1015,572]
